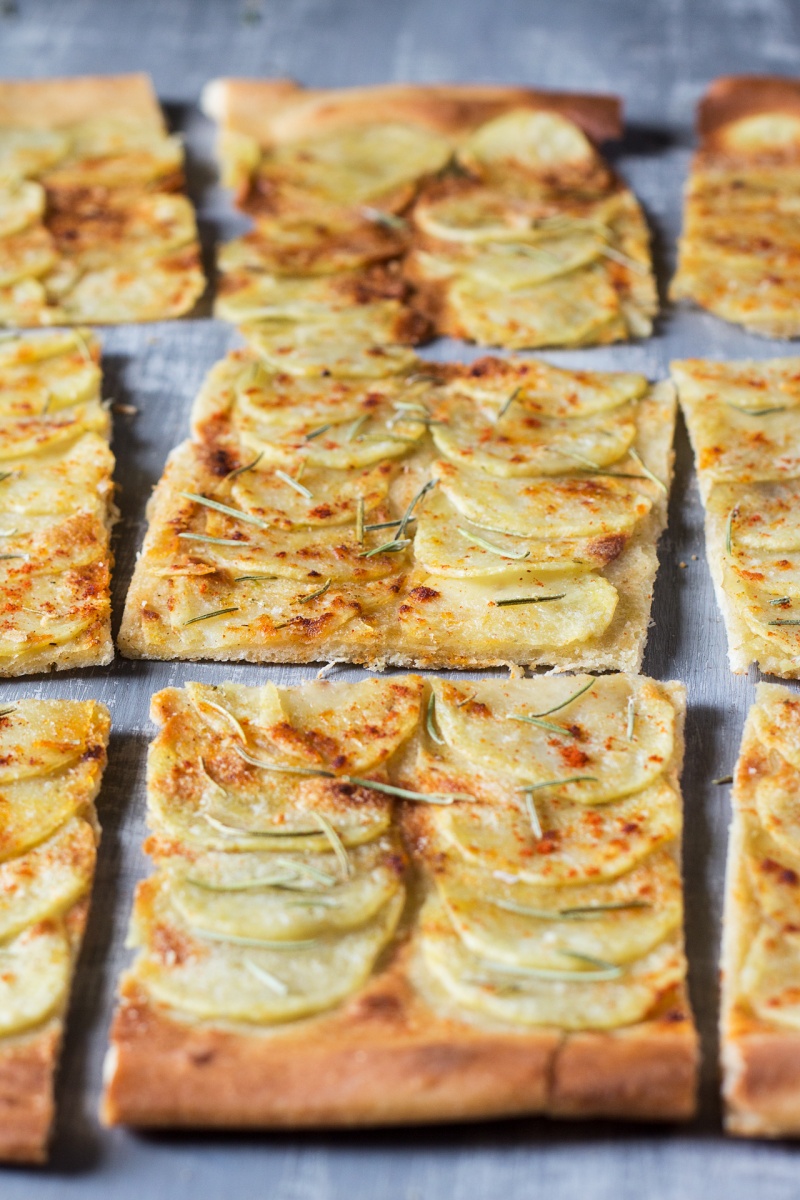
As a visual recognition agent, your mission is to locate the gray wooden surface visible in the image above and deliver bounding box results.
[3,0,800,1195]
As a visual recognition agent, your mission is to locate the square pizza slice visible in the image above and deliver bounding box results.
[0,698,110,1162]
[721,683,800,1136]
[119,350,675,672]
[674,355,800,676]
[203,80,656,352]
[0,330,116,676]
[672,75,800,338]
[0,73,204,326]
[102,673,697,1129]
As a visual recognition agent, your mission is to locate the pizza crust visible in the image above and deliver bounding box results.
[201,80,622,147]
[697,75,800,152]
[0,73,165,131]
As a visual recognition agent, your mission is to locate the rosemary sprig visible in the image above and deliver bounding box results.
[629,448,666,492]
[726,506,738,555]
[275,469,313,499]
[243,959,288,995]
[183,607,239,625]
[496,386,521,423]
[723,402,787,416]
[346,413,370,442]
[508,713,577,737]
[457,527,530,560]
[627,695,636,741]
[298,578,331,604]
[178,532,247,546]
[519,774,598,793]
[492,897,650,920]
[226,451,264,480]
[360,206,408,231]
[363,519,401,532]
[426,690,445,745]
[520,679,595,719]
[495,593,566,607]
[304,423,331,441]
[474,953,622,982]
[523,792,542,840]
[356,496,364,548]
[179,491,269,530]
[313,811,350,879]
[346,776,472,804]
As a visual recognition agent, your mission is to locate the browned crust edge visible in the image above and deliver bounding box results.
[0,1025,61,1163]
[0,73,164,130]
[201,78,622,146]
[697,75,800,150]
[723,1023,800,1137]
[103,974,697,1130]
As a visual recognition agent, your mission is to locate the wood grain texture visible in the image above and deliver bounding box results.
[2,0,800,1196]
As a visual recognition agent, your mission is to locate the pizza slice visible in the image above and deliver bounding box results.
[0,330,115,676]
[118,350,675,672]
[0,697,110,1162]
[102,673,697,1129]
[672,75,800,337]
[721,683,800,1135]
[674,355,800,676]
[203,80,656,351]
[0,73,204,325]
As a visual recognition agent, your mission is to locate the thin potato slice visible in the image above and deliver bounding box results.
[0,921,71,1037]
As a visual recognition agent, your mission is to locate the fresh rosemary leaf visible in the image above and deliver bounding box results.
[492,897,650,920]
[304,423,332,441]
[457,527,529,560]
[523,678,595,718]
[629,448,666,492]
[508,713,576,736]
[346,413,370,442]
[192,694,247,742]
[183,607,239,625]
[298,577,331,604]
[356,496,364,547]
[519,774,598,793]
[397,478,437,538]
[723,402,787,416]
[233,574,277,582]
[496,386,521,422]
[713,775,733,785]
[179,491,270,530]
[426,690,445,745]
[769,597,791,606]
[769,619,800,625]
[234,745,335,777]
[275,469,313,499]
[359,537,411,557]
[178,532,246,546]
[346,776,472,804]
[495,593,566,607]
[725,506,738,556]
[203,812,322,838]
[226,451,264,480]
[474,954,622,982]
[313,811,350,879]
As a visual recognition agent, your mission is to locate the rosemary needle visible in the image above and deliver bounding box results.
[457,528,529,560]
[179,532,246,546]
[726,506,739,555]
[508,713,577,737]
[179,491,270,529]
[496,387,521,422]
[519,775,598,793]
[627,695,636,741]
[298,578,331,604]
[183,607,239,625]
[356,496,364,548]
[629,448,666,492]
[495,593,566,607]
[360,206,408,231]
[523,792,542,840]
[304,423,331,441]
[426,690,445,745]
[243,959,288,996]
[524,678,595,718]
[226,451,264,480]
[275,470,313,500]
[713,775,733,785]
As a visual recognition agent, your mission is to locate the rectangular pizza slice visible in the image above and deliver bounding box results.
[671,75,800,337]
[102,672,697,1129]
[673,355,800,677]
[721,683,800,1136]
[0,330,116,676]
[203,79,656,353]
[0,697,110,1162]
[119,349,675,672]
[0,72,204,325]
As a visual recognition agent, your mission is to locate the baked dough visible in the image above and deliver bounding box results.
[674,355,800,676]
[102,673,697,1129]
[0,73,204,325]
[0,330,116,676]
[672,75,800,337]
[203,79,656,351]
[0,698,109,1162]
[720,683,800,1136]
[118,350,675,672]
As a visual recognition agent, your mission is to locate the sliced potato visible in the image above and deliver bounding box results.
[434,846,681,969]
[0,178,45,238]
[431,676,674,801]
[426,777,681,886]
[0,699,100,784]
[0,817,95,941]
[420,893,683,1030]
[131,878,404,1024]
[744,817,800,930]
[240,313,418,379]
[754,760,800,863]
[0,921,71,1037]
[751,686,800,770]
[461,109,597,175]
[262,122,451,206]
[56,254,204,323]
[231,461,392,529]
[0,435,113,516]
[459,232,605,290]
[167,838,403,941]
[431,393,637,478]
[0,225,57,287]
[740,924,800,1029]
[435,458,650,540]
[0,401,109,461]
[0,127,69,180]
